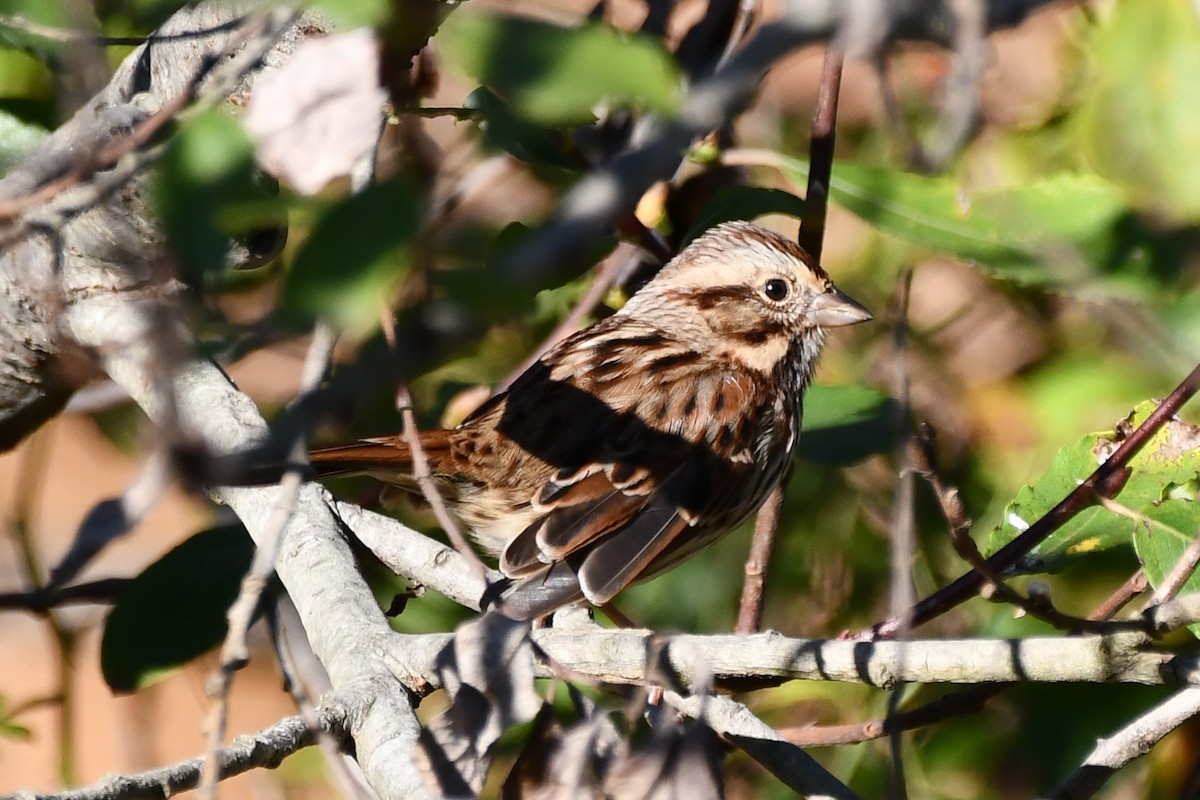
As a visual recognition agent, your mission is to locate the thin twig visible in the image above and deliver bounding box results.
[1046,685,1200,800]
[0,12,247,46]
[498,242,636,392]
[665,692,864,800]
[863,360,1200,640]
[735,487,784,634]
[885,269,915,800]
[0,577,130,611]
[198,324,337,800]
[395,383,490,584]
[716,0,760,69]
[796,48,844,261]
[736,44,845,635]
[26,705,348,800]
[1144,520,1200,607]
[266,595,377,800]
[7,426,81,784]
[1092,570,1149,621]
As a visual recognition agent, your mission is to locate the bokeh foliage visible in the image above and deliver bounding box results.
[5,0,1200,797]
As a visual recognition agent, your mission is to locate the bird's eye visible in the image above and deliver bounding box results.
[763,278,790,301]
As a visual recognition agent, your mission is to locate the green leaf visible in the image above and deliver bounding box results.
[0,106,44,172]
[440,9,680,126]
[463,87,581,172]
[1133,501,1200,638]
[775,156,1164,296]
[987,402,1200,573]
[157,110,285,289]
[281,179,419,338]
[681,186,807,246]
[307,0,390,28]
[0,1,71,56]
[798,385,895,465]
[1079,0,1200,224]
[0,696,30,741]
[101,525,256,693]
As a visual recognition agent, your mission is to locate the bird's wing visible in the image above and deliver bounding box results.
[496,319,776,616]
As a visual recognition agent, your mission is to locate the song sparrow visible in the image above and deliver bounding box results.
[312,221,872,619]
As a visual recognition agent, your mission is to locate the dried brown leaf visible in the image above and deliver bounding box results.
[245,29,385,195]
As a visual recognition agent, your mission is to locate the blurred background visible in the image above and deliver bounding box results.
[3,0,1200,797]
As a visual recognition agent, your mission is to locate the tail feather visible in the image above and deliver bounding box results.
[308,439,414,479]
[495,562,585,620]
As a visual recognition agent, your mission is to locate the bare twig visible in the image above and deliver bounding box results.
[1046,686,1200,800]
[864,360,1200,640]
[267,595,377,800]
[198,324,337,800]
[735,487,784,634]
[1143,520,1200,607]
[498,242,637,392]
[391,627,1175,688]
[7,427,80,784]
[0,12,247,46]
[796,49,844,261]
[25,705,348,800]
[1091,570,1149,621]
[885,269,915,800]
[0,9,296,229]
[716,0,760,69]
[666,692,863,800]
[736,44,846,635]
[0,577,130,611]
[395,382,491,585]
[922,0,986,169]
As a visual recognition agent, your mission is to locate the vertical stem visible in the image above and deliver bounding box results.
[797,49,844,261]
[735,46,844,634]
[9,427,78,785]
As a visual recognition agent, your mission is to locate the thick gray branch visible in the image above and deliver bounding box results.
[385,628,1177,688]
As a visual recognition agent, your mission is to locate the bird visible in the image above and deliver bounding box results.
[309,221,872,620]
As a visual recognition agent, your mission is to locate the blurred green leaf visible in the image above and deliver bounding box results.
[776,156,1179,296]
[307,0,390,28]
[440,9,680,126]
[681,186,807,245]
[106,0,193,32]
[0,1,70,56]
[1079,0,1200,225]
[464,87,581,172]
[987,401,1200,572]
[101,524,256,693]
[798,385,895,465]
[0,695,31,741]
[282,179,419,338]
[0,106,44,172]
[157,110,285,289]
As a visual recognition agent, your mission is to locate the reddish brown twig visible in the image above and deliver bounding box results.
[796,48,843,261]
[863,361,1200,641]
[735,46,845,635]
[735,487,784,634]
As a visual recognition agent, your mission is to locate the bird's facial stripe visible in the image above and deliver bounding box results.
[682,284,758,310]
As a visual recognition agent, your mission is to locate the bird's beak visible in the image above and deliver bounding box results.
[809,286,873,328]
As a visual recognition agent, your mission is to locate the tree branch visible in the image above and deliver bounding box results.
[20,704,348,800]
